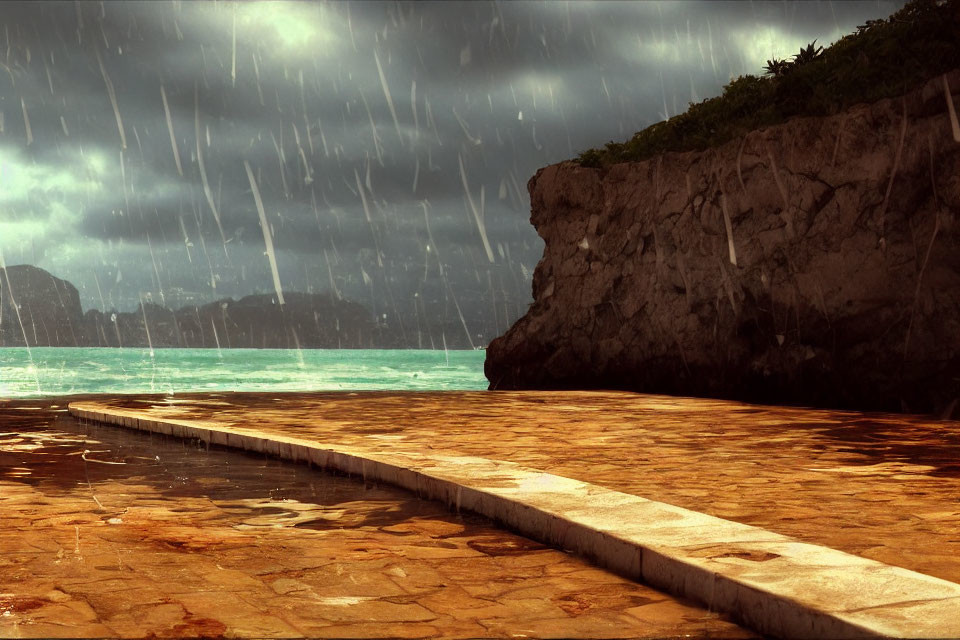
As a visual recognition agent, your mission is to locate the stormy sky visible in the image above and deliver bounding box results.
[0,0,904,343]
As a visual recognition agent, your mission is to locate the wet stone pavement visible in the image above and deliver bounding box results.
[88,390,960,586]
[0,398,753,638]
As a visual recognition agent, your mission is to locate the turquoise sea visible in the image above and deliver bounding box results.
[0,348,488,397]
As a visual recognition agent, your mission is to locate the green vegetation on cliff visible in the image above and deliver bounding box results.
[577,0,960,168]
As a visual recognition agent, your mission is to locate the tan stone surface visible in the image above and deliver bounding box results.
[77,390,960,586]
[0,398,752,638]
[69,391,960,638]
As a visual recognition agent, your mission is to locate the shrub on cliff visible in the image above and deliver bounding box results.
[578,0,960,168]
[763,57,792,78]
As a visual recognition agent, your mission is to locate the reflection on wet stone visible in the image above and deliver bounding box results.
[0,398,753,638]
[83,389,960,585]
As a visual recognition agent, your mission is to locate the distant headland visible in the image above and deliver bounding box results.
[0,264,444,349]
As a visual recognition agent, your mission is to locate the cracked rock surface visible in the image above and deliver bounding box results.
[486,69,960,414]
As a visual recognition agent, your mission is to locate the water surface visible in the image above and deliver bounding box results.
[0,347,487,397]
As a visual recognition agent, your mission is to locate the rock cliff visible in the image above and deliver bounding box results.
[0,265,85,347]
[486,70,960,415]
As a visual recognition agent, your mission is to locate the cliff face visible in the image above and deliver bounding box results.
[486,70,960,414]
[0,265,85,347]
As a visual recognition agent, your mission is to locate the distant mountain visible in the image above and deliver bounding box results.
[0,264,85,347]
[0,264,398,349]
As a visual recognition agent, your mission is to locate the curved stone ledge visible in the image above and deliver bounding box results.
[69,401,960,640]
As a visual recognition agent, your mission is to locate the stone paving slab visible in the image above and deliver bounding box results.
[69,390,960,583]
[0,399,753,639]
[69,392,960,639]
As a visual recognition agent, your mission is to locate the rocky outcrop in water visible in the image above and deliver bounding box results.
[486,70,960,415]
[84,293,386,349]
[0,264,391,349]
[0,265,85,347]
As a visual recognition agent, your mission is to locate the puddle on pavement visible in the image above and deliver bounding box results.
[0,401,494,535]
[809,416,960,476]
[82,391,960,588]
[1,398,756,639]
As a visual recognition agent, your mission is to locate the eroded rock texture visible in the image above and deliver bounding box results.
[486,70,960,414]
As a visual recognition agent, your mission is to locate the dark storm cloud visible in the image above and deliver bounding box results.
[0,0,905,330]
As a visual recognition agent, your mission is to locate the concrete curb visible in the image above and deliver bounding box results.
[69,402,960,639]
